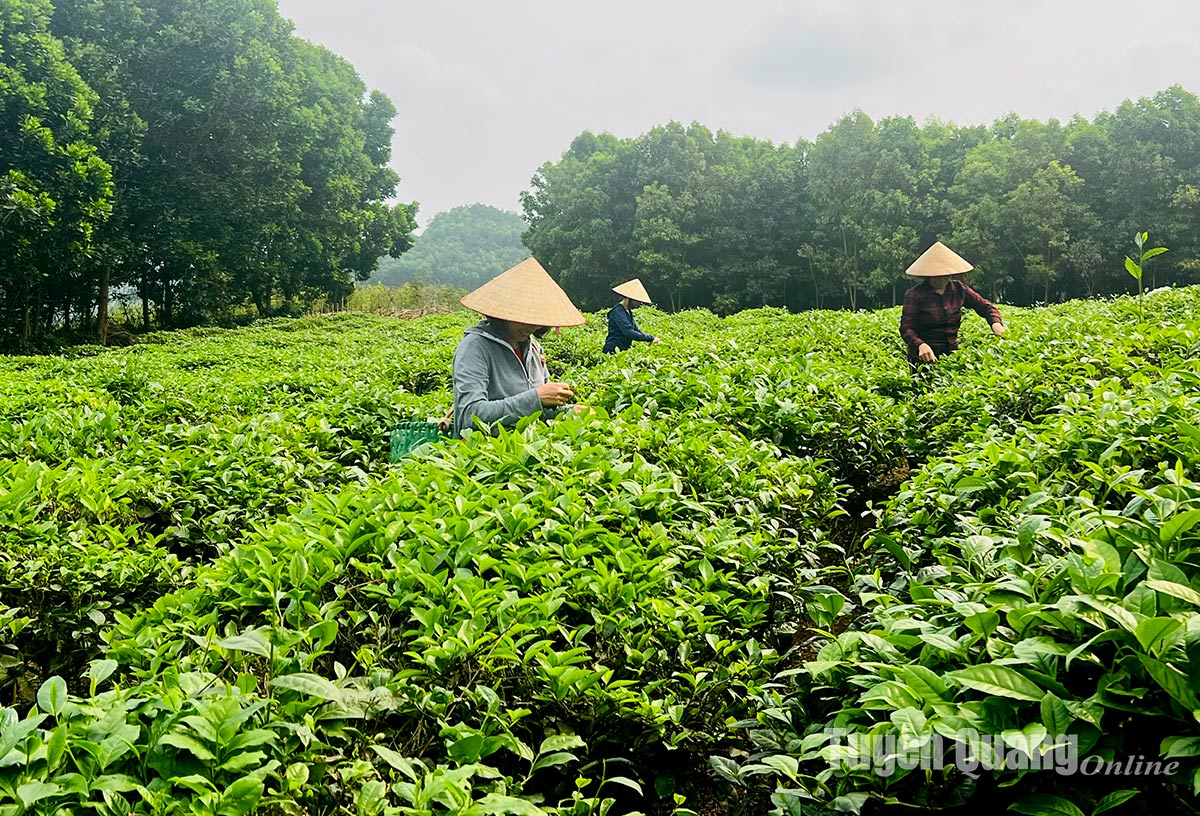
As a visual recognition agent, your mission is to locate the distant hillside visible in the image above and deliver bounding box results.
[371,204,529,290]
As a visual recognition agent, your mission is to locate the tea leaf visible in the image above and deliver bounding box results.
[270,673,344,704]
[948,665,1043,702]
[1009,794,1085,816]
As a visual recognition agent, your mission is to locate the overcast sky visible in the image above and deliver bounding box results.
[276,0,1199,227]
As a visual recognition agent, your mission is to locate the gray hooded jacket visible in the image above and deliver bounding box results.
[452,321,558,437]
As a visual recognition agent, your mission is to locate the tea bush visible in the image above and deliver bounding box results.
[2,290,1200,813]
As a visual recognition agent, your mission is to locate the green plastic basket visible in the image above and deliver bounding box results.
[390,420,443,463]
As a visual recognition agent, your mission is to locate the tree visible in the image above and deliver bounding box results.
[521,88,1199,316]
[0,0,113,344]
[948,118,1080,301]
[372,204,528,290]
[633,181,699,312]
[866,117,935,305]
[522,130,641,310]
[49,0,415,330]
[1006,160,1088,302]
[806,112,880,310]
[523,123,809,314]
[1172,184,1200,279]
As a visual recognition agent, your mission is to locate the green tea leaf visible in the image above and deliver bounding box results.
[217,632,273,658]
[370,745,421,780]
[1162,736,1200,757]
[1145,580,1200,607]
[530,751,578,773]
[0,714,48,757]
[1135,617,1184,655]
[1139,656,1197,709]
[448,733,485,764]
[16,782,61,807]
[474,794,545,815]
[1001,723,1048,761]
[46,724,67,771]
[269,673,344,703]
[88,659,119,691]
[285,762,310,791]
[538,734,585,754]
[890,707,928,740]
[1160,509,1200,545]
[860,681,922,710]
[358,780,387,816]
[160,733,217,762]
[898,665,949,702]
[1093,790,1139,815]
[289,552,310,587]
[91,774,142,793]
[830,792,870,814]
[948,665,1043,702]
[217,774,265,816]
[1040,693,1073,736]
[1009,793,1085,816]
[37,676,68,717]
[919,632,965,655]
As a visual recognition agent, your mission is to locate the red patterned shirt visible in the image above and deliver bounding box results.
[900,280,1002,362]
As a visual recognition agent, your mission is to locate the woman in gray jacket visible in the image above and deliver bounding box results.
[452,258,586,437]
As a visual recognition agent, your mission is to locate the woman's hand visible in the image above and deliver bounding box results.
[991,322,1009,337]
[918,343,937,363]
[537,382,575,407]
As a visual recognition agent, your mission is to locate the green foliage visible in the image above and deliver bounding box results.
[0,314,456,690]
[0,0,417,345]
[524,123,806,314]
[1125,230,1170,291]
[0,0,114,344]
[3,287,1200,813]
[373,204,530,290]
[729,297,1200,813]
[314,282,466,316]
[524,86,1200,314]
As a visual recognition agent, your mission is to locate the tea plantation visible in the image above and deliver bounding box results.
[0,291,1197,815]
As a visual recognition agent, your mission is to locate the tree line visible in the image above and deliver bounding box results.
[371,204,529,291]
[522,86,1200,314]
[0,0,415,346]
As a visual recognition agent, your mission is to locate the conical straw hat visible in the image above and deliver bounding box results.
[905,242,974,277]
[612,278,652,304]
[460,257,585,327]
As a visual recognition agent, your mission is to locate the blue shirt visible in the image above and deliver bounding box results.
[603,303,655,353]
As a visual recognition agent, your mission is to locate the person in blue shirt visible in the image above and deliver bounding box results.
[603,278,661,354]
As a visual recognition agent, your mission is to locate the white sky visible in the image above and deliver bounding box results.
[276,0,1200,226]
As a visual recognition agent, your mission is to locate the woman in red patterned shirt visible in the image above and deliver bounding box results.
[900,242,1008,372]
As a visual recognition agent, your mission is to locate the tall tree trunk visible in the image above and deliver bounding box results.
[98,265,111,345]
[141,273,150,330]
[162,280,173,328]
